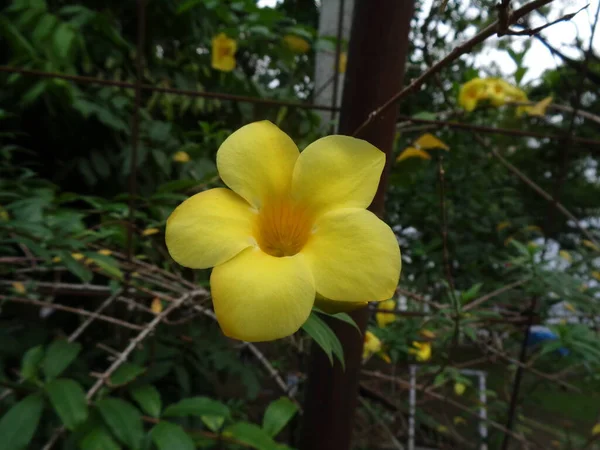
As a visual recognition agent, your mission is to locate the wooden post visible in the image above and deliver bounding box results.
[299,2,414,449]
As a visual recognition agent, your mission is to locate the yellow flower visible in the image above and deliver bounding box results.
[592,271,600,281]
[362,331,383,360]
[414,133,449,151]
[173,151,190,163]
[71,253,85,261]
[52,256,62,263]
[0,206,9,221]
[436,425,448,433]
[409,341,431,362]
[592,423,600,435]
[524,225,542,233]
[338,52,347,73]
[396,147,431,162]
[559,250,572,263]
[98,249,112,256]
[453,416,466,425]
[419,329,436,339]
[454,382,466,396]
[458,78,487,112]
[166,121,401,342]
[12,282,26,294]
[564,302,576,312]
[151,297,163,314]
[142,228,160,236]
[525,96,553,117]
[496,221,511,231]
[376,299,396,328]
[582,240,599,251]
[485,78,528,107]
[211,33,237,72]
[283,34,310,54]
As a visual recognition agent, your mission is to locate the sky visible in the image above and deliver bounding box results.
[258,0,599,85]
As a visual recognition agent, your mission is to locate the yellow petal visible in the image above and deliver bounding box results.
[166,188,255,269]
[559,250,572,263]
[283,35,310,54]
[98,249,112,256]
[142,228,160,236]
[52,256,62,263]
[496,221,511,231]
[173,151,190,163]
[564,302,576,312]
[526,96,553,117]
[454,416,466,425]
[363,331,382,359]
[291,135,385,215]
[377,352,391,363]
[151,298,163,314]
[314,295,368,314]
[212,56,236,72]
[458,78,486,111]
[211,248,315,342]
[414,133,449,151]
[396,147,431,162]
[592,423,600,435]
[71,253,85,261]
[302,208,401,302]
[376,299,396,328]
[12,282,26,294]
[582,240,599,251]
[419,329,436,339]
[217,121,299,208]
[212,33,237,72]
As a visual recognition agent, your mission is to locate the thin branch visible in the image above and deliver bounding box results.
[504,4,589,36]
[68,289,122,342]
[351,0,555,137]
[463,279,530,312]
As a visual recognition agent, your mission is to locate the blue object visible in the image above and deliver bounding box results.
[527,325,569,356]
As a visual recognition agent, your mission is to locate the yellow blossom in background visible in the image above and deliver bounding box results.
[396,147,431,163]
[283,34,310,54]
[592,423,600,435]
[458,78,487,112]
[524,225,543,233]
[71,253,85,261]
[582,240,599,251]
[143,228,160,236]
[12,282,26,294]
[496,221,511,231]
[211,33,237,72]
[564,302,576,313]
[419,329,436,339]
[338,52,347,73]
[52,256,62,263]
[523,96,553,117]
[151,298,163,314]
[173,151,191,163]
[592,271,600,281]
[362,331,382,359]
[376,299,396,328]
[409,341,431,362]
[414,133,450,151]
[166,121,401,342]
[436,425,448,433]
[559,250,572,263]
[454,382,466,396]
[454,416,466,425]
[0,206,9,221]
[98,249,112,256]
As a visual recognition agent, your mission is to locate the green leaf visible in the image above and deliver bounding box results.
[0,16,38,60]
[163,397,229,420]
[87,254,124,280]
[412,111,437,120]
[62,252,93,283]
[224,422,279,450]
[45,378,88,431]
[21,345,44,381]
[109,362,145,387]
[313,308,360,333]
[129,385,161,418]
[96,397,144,450]
[150,422,194,450]
[176,0,203,14]
[53,23,76,61]
[301,312,345,369]
[43,339,81,380]
[80,427,121,450]
[0,393,44,450]
[262,397,298,437]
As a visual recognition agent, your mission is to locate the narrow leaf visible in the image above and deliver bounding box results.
[224,422,278,450]
[80,427,121,450]
[109,362,145,387]
[21,345,44,381]
[163,397,229,419]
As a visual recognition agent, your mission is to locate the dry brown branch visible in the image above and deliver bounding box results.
[68,289,122,342]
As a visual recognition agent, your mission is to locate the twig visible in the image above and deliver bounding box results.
[503,4,589,36]
[463,279,530,312]
[358,396,405,450]
[351,0,555,137]
[68,289,122,342]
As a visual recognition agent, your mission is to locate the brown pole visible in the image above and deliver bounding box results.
[299,2,414,450]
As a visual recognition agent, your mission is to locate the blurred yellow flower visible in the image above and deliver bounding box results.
[0,206,9,221]
[52,256,62,263]
[173,151,191,163]
[454,416,466,425]
[459,77,528,112]
[338,52,347,73]
[98,249,112,256]
[458,78,487,112]
[521,96,553,117]
[582,240,599,251]
[397,147,431,163]
[166,121,401,342]
[564,302,576,312]
[436,425,448,433]
[559,250,572,263]
[419,329,436,339]
[142,228,160,236]
[409,341,431,362]
[151,297,163,314]
[496,221,511,231]
[71,253,85,261]
[414,133,449,151]
[454,382,466,396]
[283,34,310,54]
[212,33,237,72]
[376,299,396,328]
[592,271,600,281]
[12,282,26,294]
[592,422,600,435]
[363,331,382,359]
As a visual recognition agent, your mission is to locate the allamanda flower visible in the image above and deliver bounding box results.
[283,34,310,54]
[166,121,401,342]
[458,78,487,112]
[211,33,237,72]
[409,341,431,362]
[376,299,396,328]
[362,331,391,363]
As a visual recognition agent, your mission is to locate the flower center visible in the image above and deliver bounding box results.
[255,200,314,257]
